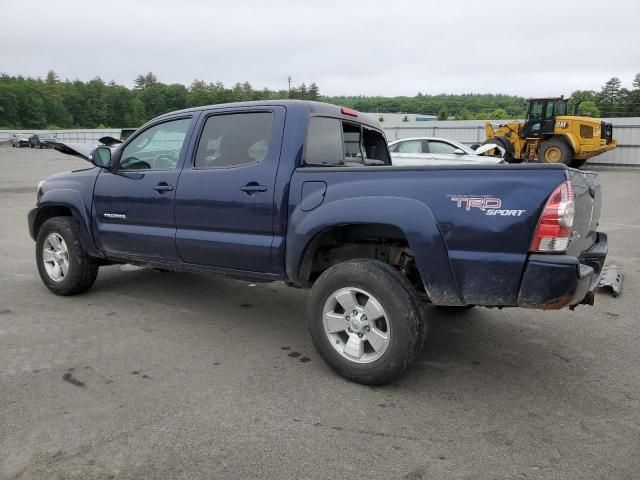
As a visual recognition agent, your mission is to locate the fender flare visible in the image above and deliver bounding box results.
[36,189,102,257]
[286,196,464,304]
[558,133,579,155]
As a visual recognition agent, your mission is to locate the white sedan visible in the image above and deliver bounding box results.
[388,137,504,166]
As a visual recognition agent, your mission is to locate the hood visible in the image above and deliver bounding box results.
[52,141,120,161]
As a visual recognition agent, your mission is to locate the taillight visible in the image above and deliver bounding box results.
[530,180,575,252]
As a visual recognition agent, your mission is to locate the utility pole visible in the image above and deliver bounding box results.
[287,76,292,96]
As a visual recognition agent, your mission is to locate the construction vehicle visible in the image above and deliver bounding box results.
[482,97,616,168]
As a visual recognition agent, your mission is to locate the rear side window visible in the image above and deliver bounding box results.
[393,140,424,154]
[195,112,273,169]
[305,117,343,166]
[427,141,458,154]
[305,117,390,166]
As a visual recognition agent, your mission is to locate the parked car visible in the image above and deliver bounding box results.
[28,100,608,385]
[388,137,504,166]
[10,133,31,147]
[29,133,58,149]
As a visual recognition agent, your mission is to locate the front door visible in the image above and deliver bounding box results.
[92,116,195,260]
[175,107,285,272]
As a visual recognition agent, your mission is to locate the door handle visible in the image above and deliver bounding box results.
[153,183,174,193]
[240,183,268,194]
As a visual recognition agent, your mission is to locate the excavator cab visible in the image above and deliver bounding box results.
[522,97,569,138]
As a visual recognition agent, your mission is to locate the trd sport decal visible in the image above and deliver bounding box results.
[449,195,526,217]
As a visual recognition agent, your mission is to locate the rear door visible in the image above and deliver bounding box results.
[174,107,285,272]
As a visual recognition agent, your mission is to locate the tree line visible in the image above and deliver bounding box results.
[329,75,640,121]
[1,71,639,129]
[0,71,319,129]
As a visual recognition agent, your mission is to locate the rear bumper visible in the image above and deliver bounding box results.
[517,232,608,309]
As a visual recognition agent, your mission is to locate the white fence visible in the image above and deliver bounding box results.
[382,117,640,167]
[0,129,122,144]
[2,118,639,167]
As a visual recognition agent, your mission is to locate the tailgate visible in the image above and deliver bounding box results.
[566,168,602,257]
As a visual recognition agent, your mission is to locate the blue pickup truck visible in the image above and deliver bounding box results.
[28,100,608,384]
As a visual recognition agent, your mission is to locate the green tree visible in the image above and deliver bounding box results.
[598,77,621,117]
[85,77,108,127]
[457,109,473,120]
[577,101,600,117]
[437,106,448,120]
[134,72,158,90]
[308,82,320,100]
[123,97,146,127]
[487,108,509,120]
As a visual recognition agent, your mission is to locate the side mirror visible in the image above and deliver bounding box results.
[91,146,112,168]
[453,148,465,155]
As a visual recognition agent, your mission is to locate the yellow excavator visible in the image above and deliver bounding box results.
[482,97,616,168]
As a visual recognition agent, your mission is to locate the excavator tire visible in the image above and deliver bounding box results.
[538,138,572,165]
[481,136,518,163]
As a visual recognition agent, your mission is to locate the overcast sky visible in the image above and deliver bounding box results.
[1,0,638,97]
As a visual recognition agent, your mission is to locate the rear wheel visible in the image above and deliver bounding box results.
[307,259,426,385]
[36,217,99,295]
[538,138,572,165]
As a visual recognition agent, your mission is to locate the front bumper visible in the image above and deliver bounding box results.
[517,232,608,309]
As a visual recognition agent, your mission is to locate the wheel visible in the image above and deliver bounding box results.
[481,136,518,163]
[570,159,587,169]
[36,217,99,295]
[538,138,572,165]
[307,259,426,385]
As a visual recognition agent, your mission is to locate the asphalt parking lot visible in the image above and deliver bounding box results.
[0,146,638,480]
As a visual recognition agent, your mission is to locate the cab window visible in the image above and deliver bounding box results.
[195,112,274,169]
[119,118,191,171]
[529,101,543,119]
[304,117,390,166]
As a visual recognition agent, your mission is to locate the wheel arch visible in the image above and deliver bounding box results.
[543,133,578,154]
[34,190,102,257]
[286,197,464,304]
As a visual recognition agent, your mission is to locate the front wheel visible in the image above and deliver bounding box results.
[307,259,426,385]
[36,217,99,295]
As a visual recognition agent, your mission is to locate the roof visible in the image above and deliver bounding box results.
[155,99,381,129]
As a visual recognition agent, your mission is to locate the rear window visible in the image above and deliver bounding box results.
[304,117,390,166]
[305,117,343,166]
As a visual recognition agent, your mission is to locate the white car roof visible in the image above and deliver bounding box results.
[388,137,464,144]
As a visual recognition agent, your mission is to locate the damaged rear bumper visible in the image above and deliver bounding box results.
[517,232,608,309]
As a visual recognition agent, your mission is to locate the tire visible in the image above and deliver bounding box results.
[36,217,99,295]
[481,136,518,163]
[307,259,426,385]
[538,138,572,165]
